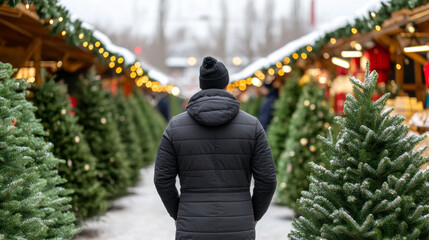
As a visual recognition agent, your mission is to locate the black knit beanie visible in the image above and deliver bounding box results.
[199,56,229,90]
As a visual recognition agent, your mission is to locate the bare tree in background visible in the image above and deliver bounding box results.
[243,0,256,62]
[147,0,168,72]
[212,0,227,61]
[261,0,275,55]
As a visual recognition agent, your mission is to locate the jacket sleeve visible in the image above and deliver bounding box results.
[154,121,180,220]
[251,120,277,221]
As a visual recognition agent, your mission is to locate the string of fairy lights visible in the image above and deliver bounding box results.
[17,1,181,96]
[228,0,428,92]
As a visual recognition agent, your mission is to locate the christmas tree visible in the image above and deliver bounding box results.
[168,93,184,118]
[267,71,302,168]
[276,79,333,211]
[127,96,154,166]
[111,91,144,185]
[289,64,429,239]
[0,62,78,239]
[75,70,131,198]
[133,90,166,163]
[31,79,108,220]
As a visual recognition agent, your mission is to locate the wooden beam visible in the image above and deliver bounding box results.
[34,38,42,86]
[15,38,41,68]
[15,4,39,21]
[403,52,428,66]
[0,18,33,38]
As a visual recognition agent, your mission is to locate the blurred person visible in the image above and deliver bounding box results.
[257,80,280,130]
[154,56,276,240]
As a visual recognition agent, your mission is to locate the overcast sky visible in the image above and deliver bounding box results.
[59,0,371,95]
[60,0,368,43]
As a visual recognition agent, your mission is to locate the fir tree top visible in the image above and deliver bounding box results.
[289,63,429,240]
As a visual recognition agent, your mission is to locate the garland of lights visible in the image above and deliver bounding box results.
[230,0,429,90]
[0,0,180,95]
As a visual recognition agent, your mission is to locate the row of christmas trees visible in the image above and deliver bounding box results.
[267,65,428,239]
[268,70,334,211]
[0,62,166,239]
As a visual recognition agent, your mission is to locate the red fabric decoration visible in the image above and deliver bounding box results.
[335,92,346,114]
[363,45,390,71]
[424,61,429,87]
[68,95,77,116]
[362,45,390,84]
[336,66,348,76]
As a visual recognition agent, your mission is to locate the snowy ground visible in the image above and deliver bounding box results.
[74,165,294,240]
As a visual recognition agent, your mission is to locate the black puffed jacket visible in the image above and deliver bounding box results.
[154,89,277,240]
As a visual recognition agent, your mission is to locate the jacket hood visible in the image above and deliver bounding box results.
[186,89,240,127]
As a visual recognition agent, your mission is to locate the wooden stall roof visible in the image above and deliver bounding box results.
[0,4,100,75]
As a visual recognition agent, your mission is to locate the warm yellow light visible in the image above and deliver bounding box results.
[142,75,149,83]
[88,44,94,50]
[95,41,101,47]
[49,19,54,25]
[79,33,84,39]
[116,67,122,74]
[371,12,376,18]
[323,52,330,59]
[292,53,299,59]
[355,43,362,51]
[109,62,115,68]
[278,69,285,76]
[130,72,137,78]
[282,65,292,73]
[246,77,252,85]
[232,56,242,66]
[375,25,381,31]
[134,62,141,68]
[351,28,358,34]
[110,56,116,62]
[57,61,63,68]
[407,24,415,33]
[330,38,336,44]
[98,48,104,54]
[135,77,144,86]
[396,63,402,70]
[61,30,66,36]
[239,84,247,91]
[187,57,197,66]
[301,53,308,59]
[83,41,88,47]
[136,68,144,76]
[306,46,312,52]
[341,51,363,58]
[283,57,290,64]
[130,66,136,72]
[403,45,429,53]
[276,62,282,68]
[59,17,63,22]
[252,78,263,87]
[25,3,30,9]
[172,87,180,96]
[118,57,124,64]
[268,68,275,75]
[331,57,350,69]
[146,81,153,88]
[103,52,109,58]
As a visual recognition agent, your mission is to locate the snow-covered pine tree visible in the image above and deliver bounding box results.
[289,64,429,239]
[0,62,78,239]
